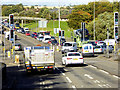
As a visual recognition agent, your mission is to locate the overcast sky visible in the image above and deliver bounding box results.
[1,0,114,6]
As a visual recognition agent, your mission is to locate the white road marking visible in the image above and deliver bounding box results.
[89,65,97,69]
[94,80,100,83]
[60,71,66,76]
[84,74,94,79]
[66,77,72,83]
[55,67,60,70]
[106,84,111,87]
[99,70,109,74]
[64,68,69,72]
[72,85,77,90]
[112,75,120,79]
[98,84,103,88]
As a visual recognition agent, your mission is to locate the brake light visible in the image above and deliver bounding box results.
[93,48,94,53]
[79,58,83,59]
[82,49,83,52]
[100,48,102,51]
[67,58,72,60]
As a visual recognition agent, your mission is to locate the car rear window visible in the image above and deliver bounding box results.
[84,46,88,49]
[95,46,101,48]
[68,53,80,56]
[64,43,72,46]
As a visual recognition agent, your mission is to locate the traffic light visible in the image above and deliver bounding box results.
[11,30,14,38]
[9,14,14,25]
[59,30,61,37]
[62,30,64,37]
[114,12,118,25]
[114,26,118,39]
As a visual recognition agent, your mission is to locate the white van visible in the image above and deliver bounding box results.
[61,42,77,54]
[82,44,94,57]
[42,35,51,43]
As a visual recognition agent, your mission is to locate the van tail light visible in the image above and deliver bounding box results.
[67,58,72,60]
[79,58,83,59]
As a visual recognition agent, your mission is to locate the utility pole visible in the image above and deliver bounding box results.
[107,28,109,58]
[59,6,60,29]
[94,0,96,41]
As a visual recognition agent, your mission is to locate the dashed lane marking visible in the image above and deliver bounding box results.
[66,77,72,83]
[60,71,66,76]
[98,84,103,88]
[89,65,97,69]
[84,74,94,80]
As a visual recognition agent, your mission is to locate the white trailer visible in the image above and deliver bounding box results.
[24,46,55,73]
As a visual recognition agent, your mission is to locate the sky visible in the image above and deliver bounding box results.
[1,0,114,6]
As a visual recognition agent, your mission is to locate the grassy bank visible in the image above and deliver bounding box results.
[20,20,73,38]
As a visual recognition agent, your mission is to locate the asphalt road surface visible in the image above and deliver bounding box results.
[2,32,119,89]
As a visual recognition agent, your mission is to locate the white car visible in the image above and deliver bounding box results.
[61,42,77,54]
[97,41,105,46]
[62,52,84,66]
[42,35,51,43]
[16,29,22,33]
[82,44,94,57]
[94,45,103,54]
[37,36,44,41]
[24,28,29,32]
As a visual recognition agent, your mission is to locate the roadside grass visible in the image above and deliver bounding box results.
[20,20,73,38]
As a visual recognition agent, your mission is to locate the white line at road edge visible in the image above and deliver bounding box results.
[89,65,97,69]
[99,70,109,74]
[112,75,120,79]
[66,77,72,83]
[72,85,77,90]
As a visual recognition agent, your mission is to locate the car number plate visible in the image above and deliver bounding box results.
[85,51,88,52]
[73,58,78,60]
[37,67,44,69]
[95,49,98,51]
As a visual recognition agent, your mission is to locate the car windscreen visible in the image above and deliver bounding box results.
[45,38,50,40]
[64,43,72,46]
[95,46,101,48]
[68,53,80,56]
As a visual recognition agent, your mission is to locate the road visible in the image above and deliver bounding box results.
[2,32,119,89]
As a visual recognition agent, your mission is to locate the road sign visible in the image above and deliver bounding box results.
[38,21,47,28]
[54,28,57,34]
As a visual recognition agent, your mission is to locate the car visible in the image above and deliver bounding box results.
[16,29,22,33]
[62,52,84,66]
[101,45,113,53]
[36,36,44,41]
[14,43,22,51]
[51,36,55,40]
[21,28,25,34]
[50,39,58,45]
[97,41,105,46]
[26,31,30,36]
[34,35,38,39]
[24,28,29,32]
[87,41,97,48]
[94,45,103,54]
[61,42,77,54]
[60,38,66,46]
[82,44,94,57]
[42,35,51,43]
[33,32,37,35]
[0,62,6,80]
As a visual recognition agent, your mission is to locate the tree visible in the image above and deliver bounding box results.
[67,10,92,29]
[86,12,114,40]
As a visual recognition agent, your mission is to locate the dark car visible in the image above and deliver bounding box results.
[34,35,38,39]
[0,62,6,80]
[31,34,35,38]
[51,39,58,45]
[21,28,25,34]
[60,38,66,46]
[15,43,22,51]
